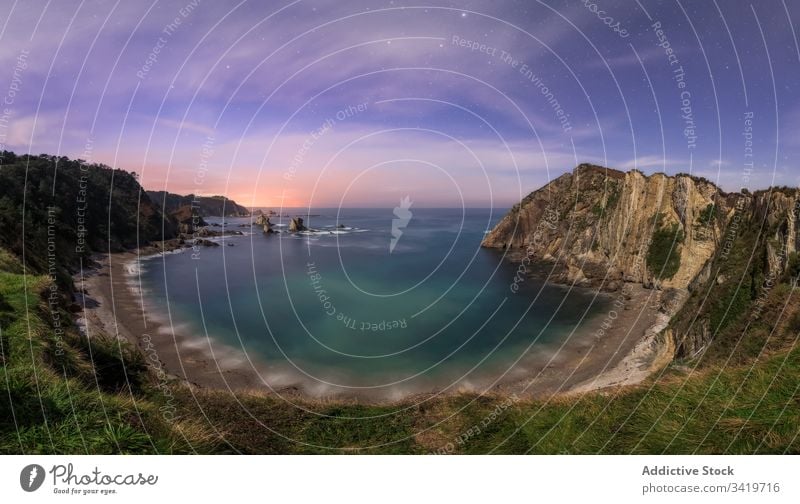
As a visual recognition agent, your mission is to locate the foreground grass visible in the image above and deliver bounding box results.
[172,344,799,454]
[0,252,218,454]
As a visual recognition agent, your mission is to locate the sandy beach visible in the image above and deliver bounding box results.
[76,249,671,403]
[77,250,269,392]
[494,283,670,398]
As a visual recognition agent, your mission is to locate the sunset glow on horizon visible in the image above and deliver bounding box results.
[1,1,797,207]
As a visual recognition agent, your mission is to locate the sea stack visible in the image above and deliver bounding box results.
[289,217,307,232]
[263,216,275,234]
[253,213,276,234]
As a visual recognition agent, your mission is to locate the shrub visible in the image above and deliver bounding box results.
[647,223,684,280]
[789,311,800,334]
[787,252,800,281]
[697,203,716,226]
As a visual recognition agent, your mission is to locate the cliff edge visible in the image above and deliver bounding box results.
[483,163,799,364]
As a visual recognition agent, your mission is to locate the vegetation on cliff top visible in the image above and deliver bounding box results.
[0,151,175,287]
[647,221,685,280]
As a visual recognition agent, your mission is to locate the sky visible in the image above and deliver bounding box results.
[0,0,797,208]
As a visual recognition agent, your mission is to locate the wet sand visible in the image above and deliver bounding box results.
[76,250,670,404]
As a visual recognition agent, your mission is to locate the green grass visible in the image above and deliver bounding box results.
[497,347,800,454]
[0,255,217,454]
[696,203,716,226]
[789,311,800,334]
[710,276,754,336]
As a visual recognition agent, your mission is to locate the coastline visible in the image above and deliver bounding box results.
[76,246,272,393]
[494,282,669,398]
[75,246,671,404]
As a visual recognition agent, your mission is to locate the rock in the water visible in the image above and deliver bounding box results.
[194,238,219,247]
[263,216,275,234]
[289,217,307,232]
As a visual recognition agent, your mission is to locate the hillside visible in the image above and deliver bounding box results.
[0,249,216,453]
[0,151,176,287]
[147,190,250,217]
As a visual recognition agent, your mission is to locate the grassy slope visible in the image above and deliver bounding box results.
[174,344,799,454]
[0,250,215,454]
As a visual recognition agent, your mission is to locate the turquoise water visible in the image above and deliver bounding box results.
[138,208,608,394]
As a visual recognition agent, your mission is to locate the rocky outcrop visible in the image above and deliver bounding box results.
[193,238,219,247]
[253,214,276,234]
[671,188,799,357]
[148,191,250,217]
[170,205,207,235]
[757,189,799,277]
[482,164,727,291]
[484,164,800,361]
[289,217,307,232]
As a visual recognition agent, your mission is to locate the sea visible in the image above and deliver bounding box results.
[135,208,609,397]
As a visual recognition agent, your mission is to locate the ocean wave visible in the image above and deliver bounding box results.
[297,229,357,236]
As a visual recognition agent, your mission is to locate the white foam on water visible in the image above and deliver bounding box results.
[179,335,210,350]
[123,261,141,276]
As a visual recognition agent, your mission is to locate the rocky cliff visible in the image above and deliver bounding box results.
[170,204,208,234]
[147,191,250,217]
[483,163,800,361]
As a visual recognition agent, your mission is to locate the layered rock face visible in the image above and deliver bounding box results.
[668,188,800,357]
[483,164,799,359]
[482,164,729,291]
[758,190,799,277]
